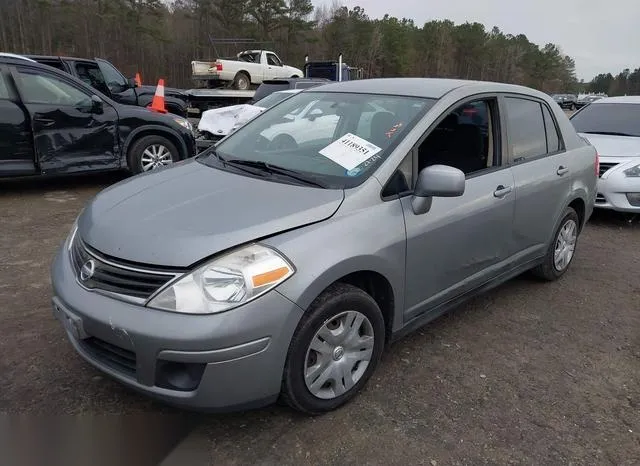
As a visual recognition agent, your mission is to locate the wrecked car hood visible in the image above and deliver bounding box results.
[198,104,265,137]
[79,159,344,267]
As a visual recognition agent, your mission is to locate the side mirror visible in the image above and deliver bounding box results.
[127,77,137,88]
[411,164,465,215]
[90,95,104,113]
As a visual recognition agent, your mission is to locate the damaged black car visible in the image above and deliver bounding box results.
[0,54,195,178]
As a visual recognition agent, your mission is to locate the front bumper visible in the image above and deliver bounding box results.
[595,166,640,213]
[51,245,304,411]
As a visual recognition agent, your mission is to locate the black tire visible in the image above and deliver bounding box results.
[531,206,580,281]
[280,283,386,415]
[127,135,179,175]
[233,72,250,90]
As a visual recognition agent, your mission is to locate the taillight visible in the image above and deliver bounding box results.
[215,62,223,71]
[595,151,600,177]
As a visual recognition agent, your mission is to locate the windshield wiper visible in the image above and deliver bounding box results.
[582,131,638,137]
[224,159,326,188]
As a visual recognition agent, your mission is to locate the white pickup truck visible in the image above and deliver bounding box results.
[191,50,303,90]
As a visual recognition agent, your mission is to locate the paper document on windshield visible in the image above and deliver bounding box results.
[319,133,382,170]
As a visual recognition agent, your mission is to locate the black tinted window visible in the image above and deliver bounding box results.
[0,73,9,99]
[542,105,561,152]
[570,103,640,137]
[75,63,110,95]
[505,97,547,161]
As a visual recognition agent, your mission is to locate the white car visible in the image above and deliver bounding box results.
[570,96,640,212]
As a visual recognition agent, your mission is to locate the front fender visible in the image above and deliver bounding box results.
[261,194,407,332]
[121,125,190,165]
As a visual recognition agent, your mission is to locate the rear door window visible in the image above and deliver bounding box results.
[504,97,547,162]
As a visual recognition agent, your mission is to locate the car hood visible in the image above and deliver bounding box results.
[198,104,265,137]
[79,159,344,267]
[578,133,640,158]
[139,84,186,98]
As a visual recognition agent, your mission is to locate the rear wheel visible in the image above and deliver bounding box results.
[233,72,250,90]
[531,206,580,281]
[127,135,179,174]
[280,283,385,414]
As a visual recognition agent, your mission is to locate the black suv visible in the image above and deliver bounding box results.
[0,55,195,178]
[26,54,188,117]
[551,94,578,110]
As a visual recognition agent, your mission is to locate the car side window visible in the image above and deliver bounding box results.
[267,54,282,67]
[504,97,547,162]
[75,62,110,95]
[417,99,497,176]
[0,73,9,99]
[542,104,561,153]
[97,60,127,92]
[17,67,91,106]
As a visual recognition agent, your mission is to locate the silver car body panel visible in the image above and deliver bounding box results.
[52,78,598,410]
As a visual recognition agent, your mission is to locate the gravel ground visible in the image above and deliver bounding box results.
[1,172,639,465]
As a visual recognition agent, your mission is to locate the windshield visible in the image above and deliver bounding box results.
[199,91,435,189]
[570,103,640,137]
[253,91,298,109]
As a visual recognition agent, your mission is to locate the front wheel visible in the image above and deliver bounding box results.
[280,283,385,414]
[128,135,179,174]
[531,206,580,281]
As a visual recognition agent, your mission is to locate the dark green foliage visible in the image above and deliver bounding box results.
[0,1,633,94]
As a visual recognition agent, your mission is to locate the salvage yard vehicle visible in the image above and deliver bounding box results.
[570,95,640,212]
[552,93,578,110]
[0,55,195,178]
[192,49,303,90]
[197,89,303,147]
[251,77,330,102]
[25,54,189,117]
[575,94,604,109]
[51,78,597,414]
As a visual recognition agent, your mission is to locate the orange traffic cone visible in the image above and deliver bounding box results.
[148,79,167,113]
[134,72,142,87]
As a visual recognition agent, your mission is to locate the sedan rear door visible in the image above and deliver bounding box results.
[10,64,120,175]
[502,95,571,262]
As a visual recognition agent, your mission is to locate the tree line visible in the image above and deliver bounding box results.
[0,0,636,96]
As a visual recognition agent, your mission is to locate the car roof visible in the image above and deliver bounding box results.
[274,89,303,95]
[0,52,37,62]
[591,95,640,105]
[306,77,543,99]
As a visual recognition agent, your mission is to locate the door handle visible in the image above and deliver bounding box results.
[493,185,513,198]
[34,117,55,127]
[557,166,569,176]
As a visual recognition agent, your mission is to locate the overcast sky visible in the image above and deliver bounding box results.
[312,0,639,80]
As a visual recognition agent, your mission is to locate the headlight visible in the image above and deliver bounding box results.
[66,210,83,250]
[173,117,193,132]
[147,244,294,314]
[623,164,640,177]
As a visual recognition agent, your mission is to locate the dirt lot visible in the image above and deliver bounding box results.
[1,173,639,465]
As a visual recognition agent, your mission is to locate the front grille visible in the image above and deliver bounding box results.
[599,162,618,177]
[80,337,136,377]
[70,237,179,300]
